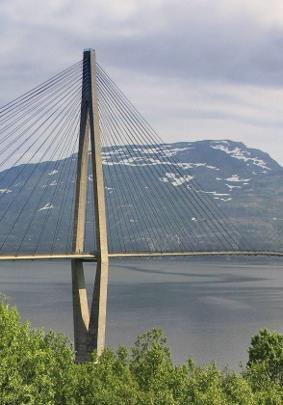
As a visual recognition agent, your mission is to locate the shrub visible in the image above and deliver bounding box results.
[0,300,74,404]
[0,301,282,404]
[247,328,283,384]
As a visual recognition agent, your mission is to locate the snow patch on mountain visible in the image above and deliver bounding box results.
[210,143,270,170]
[38,203,54,211]
[132,146,191,157]
[160,172,193,186]
[178,162,219,170]
[195,188,232,202]
[226,184,241,190]
[226,175,250,183]
[214,197,232,202]
[198,190,230,197]
[103,155,220,170]
[48,170,58,176]
[105,186,113,194]
[102,148,127,157]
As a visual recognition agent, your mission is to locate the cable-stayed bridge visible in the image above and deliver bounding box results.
[0,49,281,361]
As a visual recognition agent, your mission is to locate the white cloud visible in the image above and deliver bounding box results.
[1,0,283,163]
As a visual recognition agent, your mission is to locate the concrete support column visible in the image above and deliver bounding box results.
[88,257,109,355]
[72,49,109,362]
[71,259,90,362]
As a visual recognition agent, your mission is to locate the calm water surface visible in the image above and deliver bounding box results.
[0,257,282,369]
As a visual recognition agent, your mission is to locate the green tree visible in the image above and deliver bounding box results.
[0,300,282,404]
[0,299,74,404]
[247,329,283,384]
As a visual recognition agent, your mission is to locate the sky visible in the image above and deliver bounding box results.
[1,0,283,163]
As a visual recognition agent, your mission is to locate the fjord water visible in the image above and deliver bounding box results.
[0,257,282,369]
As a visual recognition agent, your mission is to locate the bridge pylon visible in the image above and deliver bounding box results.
[72,49,109,362]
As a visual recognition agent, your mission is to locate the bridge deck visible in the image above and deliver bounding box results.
[0,254,97,261]
[109,251,283,258]
[0,251,282,261]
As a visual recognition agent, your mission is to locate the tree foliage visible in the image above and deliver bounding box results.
[247,328,283,385]
[0,301,282,404]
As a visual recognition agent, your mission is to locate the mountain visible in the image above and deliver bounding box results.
[0,140,282,253]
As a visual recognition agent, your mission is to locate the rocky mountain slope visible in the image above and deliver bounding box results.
[0,140,282,253]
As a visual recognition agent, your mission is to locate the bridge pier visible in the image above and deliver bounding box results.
[71,49,109,362]
[88,257,109,355]
[71,259,90,362]
[71,258,109,362]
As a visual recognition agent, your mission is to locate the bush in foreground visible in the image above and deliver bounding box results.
[0,301,282,404]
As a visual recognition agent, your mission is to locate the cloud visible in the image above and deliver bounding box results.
[3,0,283,87]
[116,70,283,163]
[95,1,283,88]
[1,0,283,162]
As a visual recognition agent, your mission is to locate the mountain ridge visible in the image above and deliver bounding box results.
[0,139,282,252]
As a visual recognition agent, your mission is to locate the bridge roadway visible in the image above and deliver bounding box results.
[0,251,282,261]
